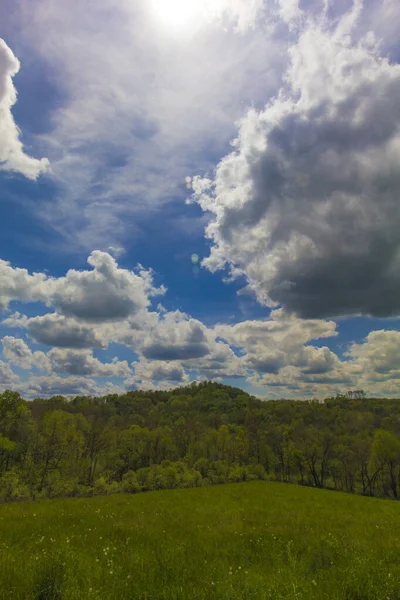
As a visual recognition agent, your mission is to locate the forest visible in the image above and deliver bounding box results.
[1,382,400,502]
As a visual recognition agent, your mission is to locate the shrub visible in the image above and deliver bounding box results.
[0,469,30,502]
[245,464,267,481]
[180,468,202,488]
[136,468,151,489]
[194,457,209,478]
[44,472,81,499]
[122,471,142,494]
[228,465,246,483]
[94,476,108,495]
[106,480,121,495]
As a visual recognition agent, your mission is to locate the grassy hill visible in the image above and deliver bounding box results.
[0,481,399,600]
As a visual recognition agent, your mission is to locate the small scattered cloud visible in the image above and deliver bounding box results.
[107,245,125,258]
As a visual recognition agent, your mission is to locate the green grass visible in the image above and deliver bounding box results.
[1,482,400,599]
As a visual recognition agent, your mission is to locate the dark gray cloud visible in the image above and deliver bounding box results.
[131,359,187,384]
[50,252,165,322]
[47,348,130,377]
[4,313,107,349]
[142,343,210,361]
[140,311,212,361]
[194,3,400,319]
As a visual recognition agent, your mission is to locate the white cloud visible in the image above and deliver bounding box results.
[294,345,340,375]
[2,335,34,369]
[1,335,50,371]
[46,348,131,377]
[48,252,165,322]
[216,309,337,348]
[347,330,400,380]
[248,362,357,399]
[245,326,400,398]
[1,335,129,377]
[193,1,400,319]
[107,245,125,258]
[219,0,266,31]
[140,310,213,360]
[0,251,165,321]
[131,358,188,387]
[19,375,100,399]
[183,341,247,380]
[0,39,49,179]
[21,375,129,399]
[3,252,400,398]
[0,259,48,310]
[277,0,302,26]
[0,360,19,391]
[215,310,340,382]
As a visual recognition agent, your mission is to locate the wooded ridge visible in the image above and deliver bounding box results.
[1,382,400,502]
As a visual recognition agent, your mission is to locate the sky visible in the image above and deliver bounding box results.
[1,0,400,399]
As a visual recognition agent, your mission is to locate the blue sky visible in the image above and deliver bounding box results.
[1,0,400,399]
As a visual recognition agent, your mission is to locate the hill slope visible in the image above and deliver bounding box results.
[0,481,399,599]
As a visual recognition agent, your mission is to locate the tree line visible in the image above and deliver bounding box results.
[1,382,400,502]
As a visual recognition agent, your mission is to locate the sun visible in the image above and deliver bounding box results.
[149,0,212,31]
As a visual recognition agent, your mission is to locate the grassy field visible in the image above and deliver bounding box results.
[0,482,399,600]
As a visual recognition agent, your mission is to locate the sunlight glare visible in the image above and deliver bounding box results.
[149,0,212,31]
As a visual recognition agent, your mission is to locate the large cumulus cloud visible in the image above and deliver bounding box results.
[193,1,400,318]
[0,39,49,178]
[49,252,165,322]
